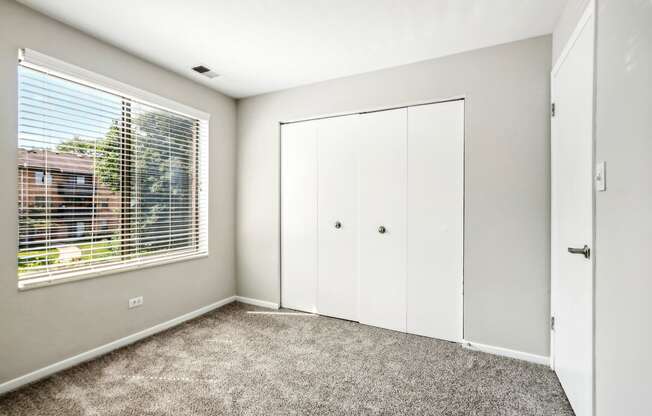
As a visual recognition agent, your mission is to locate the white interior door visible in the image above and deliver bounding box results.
[551,7,594,416]
[358,108,407,332]
[281,121,318,313]
[407,101,464,342]
[317,115,359,321]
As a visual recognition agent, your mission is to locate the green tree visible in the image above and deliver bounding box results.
[133,112,194,253]
[56,122,121,192]
[57,112,196,254]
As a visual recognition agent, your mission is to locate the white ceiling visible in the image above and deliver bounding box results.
[18,0,567,98]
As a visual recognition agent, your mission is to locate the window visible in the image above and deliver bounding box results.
[34,170,52,185]
[75,222,85,238]
[17,49,209,289]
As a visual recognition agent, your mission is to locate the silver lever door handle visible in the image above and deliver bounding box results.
[568,245,590,259]
[378,226,386,234]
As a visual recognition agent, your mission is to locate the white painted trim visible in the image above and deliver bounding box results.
[19,253,209,291]
[280,95,465,125]
[235,296,280,310]
[0,296,236,396]
[551,0,595,76]
[462,339,550,366]
[18,48,211,121]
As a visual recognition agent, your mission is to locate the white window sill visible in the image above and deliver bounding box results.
[18,252,209,291]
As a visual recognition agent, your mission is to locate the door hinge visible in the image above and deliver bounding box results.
[551,102,556,117]
[551,316,555,331]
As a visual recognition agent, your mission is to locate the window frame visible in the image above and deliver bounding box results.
[17,49,210,291]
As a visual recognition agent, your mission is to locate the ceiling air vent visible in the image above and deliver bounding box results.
[192,65,219,79]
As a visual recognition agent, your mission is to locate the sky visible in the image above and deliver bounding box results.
[18,65,120,151]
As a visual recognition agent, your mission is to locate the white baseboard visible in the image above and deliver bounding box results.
[235,296,280,310]
[0,295,236,396]
[462,339,550,366]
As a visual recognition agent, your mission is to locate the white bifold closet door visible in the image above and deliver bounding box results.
[317,116,359,321]
[358,109,408,332]
[407,101,464,342]
[280,121,318,313]
[280,100,464,341]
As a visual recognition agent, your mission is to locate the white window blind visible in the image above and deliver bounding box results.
[17,51,209,289]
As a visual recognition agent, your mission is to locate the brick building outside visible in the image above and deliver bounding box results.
[18,148,120,251]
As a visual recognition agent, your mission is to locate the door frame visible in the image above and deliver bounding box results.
[278,96,466,340]
[549,0,596,407]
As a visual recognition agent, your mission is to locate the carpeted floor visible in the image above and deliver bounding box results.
[0,302,573,415]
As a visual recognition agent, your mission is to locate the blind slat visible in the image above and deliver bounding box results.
[17,64,208,284]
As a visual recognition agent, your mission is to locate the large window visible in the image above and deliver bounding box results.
[17,50,208,289]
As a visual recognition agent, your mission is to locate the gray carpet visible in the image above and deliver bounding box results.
[0,302,573,415]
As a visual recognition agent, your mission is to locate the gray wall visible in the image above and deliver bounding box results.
[594,0,652,414]
[0,0,237,384]
[552,0,592,64]
[237,36,552,356]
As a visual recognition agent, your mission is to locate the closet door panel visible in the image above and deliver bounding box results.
[281,122,318,313]
[407,101,464,342]
[358,109,408,332]
[317,116,359,321]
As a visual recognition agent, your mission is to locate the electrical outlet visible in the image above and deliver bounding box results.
[128,296,144,309]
